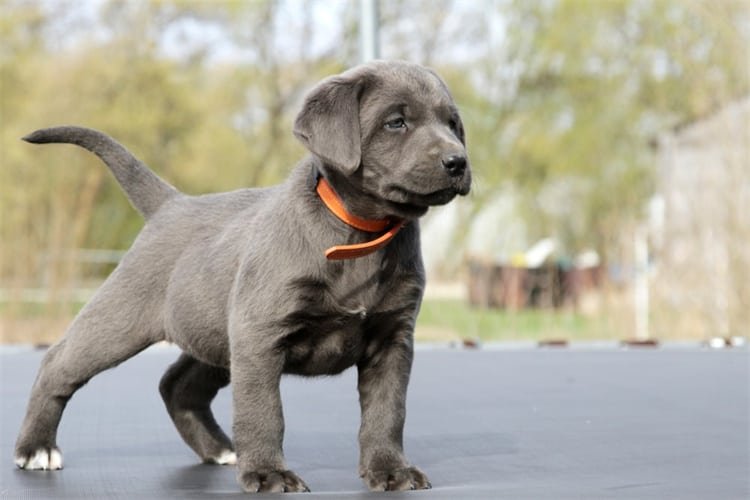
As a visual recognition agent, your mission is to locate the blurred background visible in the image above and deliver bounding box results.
[1,0,748,346]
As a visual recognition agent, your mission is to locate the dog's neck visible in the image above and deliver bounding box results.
[309,165,405,260]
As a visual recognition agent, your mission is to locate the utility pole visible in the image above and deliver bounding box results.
[634,226,650,341]
[360,0,380,63]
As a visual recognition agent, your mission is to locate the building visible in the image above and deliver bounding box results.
[653,97,750,338]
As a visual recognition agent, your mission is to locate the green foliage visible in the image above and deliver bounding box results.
[1,0,342,286]
[1,0,747,293]
[417,299,614,341]
[494,0,749,253]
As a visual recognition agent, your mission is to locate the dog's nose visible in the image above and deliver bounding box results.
[442,154,467,177]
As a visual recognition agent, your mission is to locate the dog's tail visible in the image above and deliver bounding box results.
[23,126,179,219]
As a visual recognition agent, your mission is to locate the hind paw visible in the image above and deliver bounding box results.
[205,449,237,465]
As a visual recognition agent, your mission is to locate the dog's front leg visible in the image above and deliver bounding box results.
[357,337,431,491]
[230,340,309,494]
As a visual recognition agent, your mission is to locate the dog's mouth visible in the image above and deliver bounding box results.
[379,186,463,219]
[386,181,470,208]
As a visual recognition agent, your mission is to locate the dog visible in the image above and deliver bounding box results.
[14,60,471,493]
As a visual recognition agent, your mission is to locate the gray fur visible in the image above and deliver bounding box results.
[14,60,471,493]
[23,127,179,219]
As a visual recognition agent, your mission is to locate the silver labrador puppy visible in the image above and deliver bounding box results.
[14,60,471,493]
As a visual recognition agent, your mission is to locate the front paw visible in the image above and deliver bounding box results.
[361,466,431,491]
[14,446,63,470]
[238,469,310,493]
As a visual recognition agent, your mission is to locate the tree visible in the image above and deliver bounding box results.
[473,0,750,256]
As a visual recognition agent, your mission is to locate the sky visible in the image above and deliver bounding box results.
[32,0,508,67]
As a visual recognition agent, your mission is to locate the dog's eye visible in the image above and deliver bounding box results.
[385,117,406,130]
[448,118,459,132]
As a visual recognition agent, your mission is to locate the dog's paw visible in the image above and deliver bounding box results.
[361,466,431,491]
[14,447,63,471]
[238,469,310,493]
[205,449,237,465]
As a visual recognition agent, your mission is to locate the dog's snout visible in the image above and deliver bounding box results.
[442,154,467,177]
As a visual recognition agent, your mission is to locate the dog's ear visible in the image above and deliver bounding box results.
[293,74,364,175]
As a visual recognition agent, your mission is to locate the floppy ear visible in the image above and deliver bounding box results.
[293,74,363,175]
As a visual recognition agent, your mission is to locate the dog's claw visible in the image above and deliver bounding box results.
[362,466,431,491]
[238,469,310,493]
[14,447,64,470]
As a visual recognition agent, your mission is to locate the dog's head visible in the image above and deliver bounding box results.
[294,60,471,219]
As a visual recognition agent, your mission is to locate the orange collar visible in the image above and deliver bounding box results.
[316,176,405,260]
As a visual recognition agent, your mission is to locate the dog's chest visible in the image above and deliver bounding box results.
[279,269,393,376]
[282,312,369,376]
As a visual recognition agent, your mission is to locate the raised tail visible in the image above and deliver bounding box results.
[23,126,180,219]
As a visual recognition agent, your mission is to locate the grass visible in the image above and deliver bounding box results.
[415,299,615,342]
[0,300,86,317]
[2,298,622,345]
[0,300,85,345]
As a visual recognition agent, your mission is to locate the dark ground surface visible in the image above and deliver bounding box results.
[1,345,748,499]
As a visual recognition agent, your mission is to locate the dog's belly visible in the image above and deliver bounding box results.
[173,327,231,367]
[164,287,233,367]
[163,232,242,367]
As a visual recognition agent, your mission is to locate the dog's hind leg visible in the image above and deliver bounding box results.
[14,271,161,470]
[159,353,234,464]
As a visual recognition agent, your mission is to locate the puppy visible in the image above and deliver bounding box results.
[14,60,471,493]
